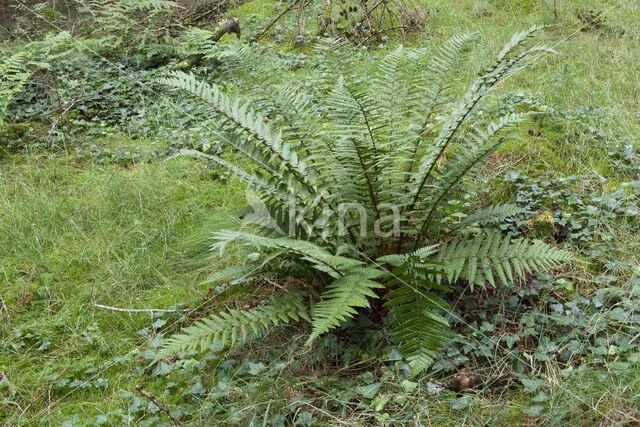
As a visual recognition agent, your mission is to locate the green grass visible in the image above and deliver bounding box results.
[0,154,246,423]
[2,0,640,424]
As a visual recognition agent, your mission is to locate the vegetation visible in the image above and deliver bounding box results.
[155,27,574,374]
[1,0,639,425]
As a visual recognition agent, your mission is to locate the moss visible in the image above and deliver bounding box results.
[527,210,556,242]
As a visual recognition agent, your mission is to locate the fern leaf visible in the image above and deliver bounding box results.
[438,231,574,288]
[409,26,551,208]
[210,231,364,277]
[383,257,451,374]
[414,112,530,241]
[308,267,386,343]
[156,291,309,360]
[456,204,529,229]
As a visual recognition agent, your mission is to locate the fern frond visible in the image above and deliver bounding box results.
[383,257,451,374]
[0,50,31,119]
[172,149,291,208]
[414,112,530,242]
[157,72,312,191]
[200,265,259,286]
[308,267,386,342]
[408,26,550,208]
[455,204,529,230]
[406,32,477,140]
[211,231,364,276]
[437,231,574,288]
[156,291,310,360]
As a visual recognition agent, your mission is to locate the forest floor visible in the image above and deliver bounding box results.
[2,0,640,425]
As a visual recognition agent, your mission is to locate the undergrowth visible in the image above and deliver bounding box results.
[1,0,640,424]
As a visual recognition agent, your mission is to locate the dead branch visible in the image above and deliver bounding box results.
[93,304,187,313]
[48,98,83,138]
[135,385,184,426]
[0,294,9,321]
[297,0,305,36]
[181,17,241,70]
[255,0,301,38]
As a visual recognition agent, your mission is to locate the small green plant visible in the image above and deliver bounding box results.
[156,25,573,374]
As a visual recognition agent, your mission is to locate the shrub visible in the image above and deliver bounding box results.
[156,25,574,374]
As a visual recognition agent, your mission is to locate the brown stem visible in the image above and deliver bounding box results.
[255,0,302,38]
[181,17,241,71]
[135,385,184,426]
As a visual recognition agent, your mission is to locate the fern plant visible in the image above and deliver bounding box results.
[156,25,574,374]
[0,51,32,124]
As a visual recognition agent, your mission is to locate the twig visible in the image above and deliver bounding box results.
[297,0,305,36]
[11,365,70,426]
[93,304,187,313]
[48,98,82,137]
[357,25,418,46]
[264,277,288,292]
[629,331,640,345]
[0,294,9,320]
[365,0,387,15]
[135,385,184,426]
[300,402,350,425]
[255,0,301,38]
[181,17,240,70]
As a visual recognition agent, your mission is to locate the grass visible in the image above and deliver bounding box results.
[0,154,246,423]
[2,0,640,424]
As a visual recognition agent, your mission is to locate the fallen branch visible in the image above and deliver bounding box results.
[135,385,184,426]
[181,17,241,71]
[356,25,418,46]
[255,0,301,38]
[48,98,82,138]
[93,304,187,313]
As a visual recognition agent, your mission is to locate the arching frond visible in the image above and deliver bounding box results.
[437,231,575,288]
[156,291,310,360]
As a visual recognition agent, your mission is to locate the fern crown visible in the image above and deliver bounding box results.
[156,26,572,374]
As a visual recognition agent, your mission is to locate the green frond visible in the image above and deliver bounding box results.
[455,204,529,230]
[437,231,575,288]
[0,50,32,119]
[210,231,364,277]
[308,267,386,343]
[409,27,552,208]
[414,112,531,241]
[157,72,312,190]
[172,149,291,207]
[156,291,310,360]
[383,257,451,374]
[200,265,259,286]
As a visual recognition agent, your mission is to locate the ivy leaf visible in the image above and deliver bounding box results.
[401,380,418,393]
[522,405,544,416]
[449,396,471,410]
[355,382,382,399]
[248,362,266,375]
[151,361,173,377]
